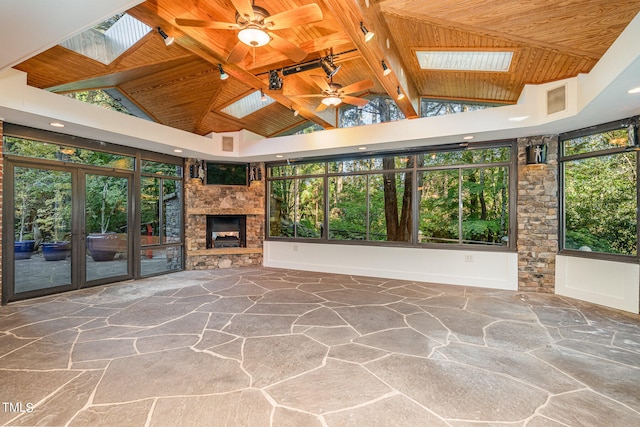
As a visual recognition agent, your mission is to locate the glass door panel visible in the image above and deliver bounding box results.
[13,167,72,293]
[85,173,129,282]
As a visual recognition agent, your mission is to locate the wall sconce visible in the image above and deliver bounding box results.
[249,164,262,182]
[526,142,548,165]
[189,160,205,183]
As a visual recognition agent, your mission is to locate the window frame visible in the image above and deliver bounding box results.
[558,117,640,263]
[266,140,517,252]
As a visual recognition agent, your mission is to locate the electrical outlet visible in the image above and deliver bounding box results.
[465,255,473,262]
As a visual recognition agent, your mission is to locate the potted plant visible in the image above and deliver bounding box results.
[86,176,127,261]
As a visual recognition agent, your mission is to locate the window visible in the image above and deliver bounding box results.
[267,143,514,249]
[420,99,503,118]
[560,118,638,257]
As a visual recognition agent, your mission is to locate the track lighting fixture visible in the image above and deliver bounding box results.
[396,86,405,100]
[157,27,174,46]
[381,60,391,76]
[260,89,267,102]
[360,22,374,42]
[218,64,229,80]
[320,57,341,79]
[291,106,299,117]
[269,70,283,90]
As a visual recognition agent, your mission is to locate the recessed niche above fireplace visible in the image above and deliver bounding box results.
[206,215,246,249]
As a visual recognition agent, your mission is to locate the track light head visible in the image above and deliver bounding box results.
[360,22,374,42]
[157,27,174,46]
[218,64,229,80]
[260,89,267,102]
[320,57,341,79]
[396,85,405,100]
[269,70,283,90]
[381,60,391,76]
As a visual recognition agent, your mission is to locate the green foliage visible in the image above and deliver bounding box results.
[564,151,636,255]
[65,90,133,115]
[86,175,128,234]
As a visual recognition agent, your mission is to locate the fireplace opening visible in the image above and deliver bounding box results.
[206,215,247,249]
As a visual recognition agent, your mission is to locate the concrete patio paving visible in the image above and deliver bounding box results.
[1,267,639,426]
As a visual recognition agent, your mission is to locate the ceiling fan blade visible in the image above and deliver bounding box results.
[268,33,308,62]
[230,0,255,20]
[227,40,250,63]
[175,18,239,30]
[293,94,324,98]
[309,75,330,92]
[340,79,374,95]
[316,102,329,112]
[343,96,369,107]
[264,4,323,30]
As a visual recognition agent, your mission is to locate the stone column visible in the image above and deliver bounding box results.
[517,135,558,293]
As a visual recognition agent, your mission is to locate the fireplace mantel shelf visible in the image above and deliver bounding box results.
[188,208,264,216]
[188,247,263,256]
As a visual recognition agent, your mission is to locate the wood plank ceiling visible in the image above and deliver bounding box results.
[13,0,640,138]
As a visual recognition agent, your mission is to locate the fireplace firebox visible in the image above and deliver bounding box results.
[206,215,246,249]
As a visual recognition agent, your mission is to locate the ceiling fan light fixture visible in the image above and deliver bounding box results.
[157,27,174,46]
[396,86,405,100]
[218,64,229,80]
[320,58,341,79]
[322,96,342,107]
[238,26,270,47]
[381,60,391,76]
[360,21,374,42]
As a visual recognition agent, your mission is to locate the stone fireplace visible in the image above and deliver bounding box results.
[207,215,246,249]
[185,162,264,270]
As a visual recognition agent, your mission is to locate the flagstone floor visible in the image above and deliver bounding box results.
[1,267,640,426]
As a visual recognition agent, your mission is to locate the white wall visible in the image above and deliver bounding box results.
[264,241,518,290]
[556,255,640,314]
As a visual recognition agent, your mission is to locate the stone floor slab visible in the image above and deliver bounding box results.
[1,267,639,426]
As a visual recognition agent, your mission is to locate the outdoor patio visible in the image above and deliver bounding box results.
[1,267,639,426]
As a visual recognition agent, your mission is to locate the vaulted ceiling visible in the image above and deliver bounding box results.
[13,0,640,138]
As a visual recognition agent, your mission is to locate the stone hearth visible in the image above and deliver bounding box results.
[185,163,264,270]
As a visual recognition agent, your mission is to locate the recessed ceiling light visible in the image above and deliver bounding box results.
[463,135,474,140]
[49,122,65,128]
[276,154,284,158]
[508,116,530,122]
[628,86,640,94]
[173,149,183,153]
[358,146,367,150]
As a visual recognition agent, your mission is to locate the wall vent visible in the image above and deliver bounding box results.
[547,85,566,115]
[222,136,234,152]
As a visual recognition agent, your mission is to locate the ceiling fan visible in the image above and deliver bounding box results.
[175,0,323,63]
[294,75,374,111]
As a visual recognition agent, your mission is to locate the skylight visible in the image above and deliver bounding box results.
[221,91,275,119]
[59,14,150,65]
[416,51,513,72]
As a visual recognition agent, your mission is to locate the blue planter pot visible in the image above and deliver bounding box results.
[42,242,70,261]
[14,240,35,260]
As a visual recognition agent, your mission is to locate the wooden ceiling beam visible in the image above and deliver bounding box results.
[319,0,419,119]
[128,1,336,132]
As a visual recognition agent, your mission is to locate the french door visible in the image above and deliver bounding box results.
[6,162,133,301]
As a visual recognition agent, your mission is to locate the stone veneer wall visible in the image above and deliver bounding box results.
[517,135,559,293]
[185,162,265,270]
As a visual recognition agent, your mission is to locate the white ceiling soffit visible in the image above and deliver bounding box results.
[0,0,143,71]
